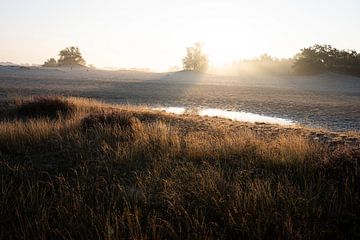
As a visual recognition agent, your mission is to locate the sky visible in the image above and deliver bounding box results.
[0,0,360,71]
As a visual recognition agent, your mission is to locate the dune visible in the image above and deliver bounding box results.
[0,66,359,131]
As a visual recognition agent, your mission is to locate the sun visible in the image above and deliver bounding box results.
[202,36,257,67]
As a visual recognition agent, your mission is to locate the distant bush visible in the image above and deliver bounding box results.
[293,44,360,76]
[17,97,76,119]
[43,58,57,67]
[219,54,293,75]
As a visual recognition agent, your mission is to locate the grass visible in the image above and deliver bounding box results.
[0,96,359,239]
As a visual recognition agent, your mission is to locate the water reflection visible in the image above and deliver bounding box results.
[198,108,294,125]
[156,107,295,125]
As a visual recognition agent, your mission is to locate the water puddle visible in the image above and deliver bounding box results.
[156,107,295,125]
[198,108,294,125]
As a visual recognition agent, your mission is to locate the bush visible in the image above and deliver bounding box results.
[17,97,76,119]
[43,58,57,67]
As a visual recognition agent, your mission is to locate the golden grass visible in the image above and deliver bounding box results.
[0,96,359,239]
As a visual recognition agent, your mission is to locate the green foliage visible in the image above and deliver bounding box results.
[58,46,86,66]
[182,43,209,72]
[293,44,360,75]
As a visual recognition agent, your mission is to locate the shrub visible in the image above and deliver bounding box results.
[17,97,76,119]
[43,58,57,67]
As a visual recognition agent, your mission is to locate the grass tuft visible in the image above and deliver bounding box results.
[81,111,140,131]
[16,96,76,119]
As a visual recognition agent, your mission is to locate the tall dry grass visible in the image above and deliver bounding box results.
[0,97,359,239]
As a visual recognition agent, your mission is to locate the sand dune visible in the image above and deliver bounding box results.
[0,66,359,131]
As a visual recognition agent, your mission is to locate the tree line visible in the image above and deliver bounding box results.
[292,44,360,75]
[44,44,360,76]
[182,43,360,75]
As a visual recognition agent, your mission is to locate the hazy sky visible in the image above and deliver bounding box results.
[1,0,359,71]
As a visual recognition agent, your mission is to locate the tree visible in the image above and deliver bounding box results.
[182,43,208,72]
[57,46,86,66]
[292,44,360,75]
[43,58,57,67]
[292,45,327,74]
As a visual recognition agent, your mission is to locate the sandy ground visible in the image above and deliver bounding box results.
[0,65,359,131]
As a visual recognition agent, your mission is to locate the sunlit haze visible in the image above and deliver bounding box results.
[1,0,360,71]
